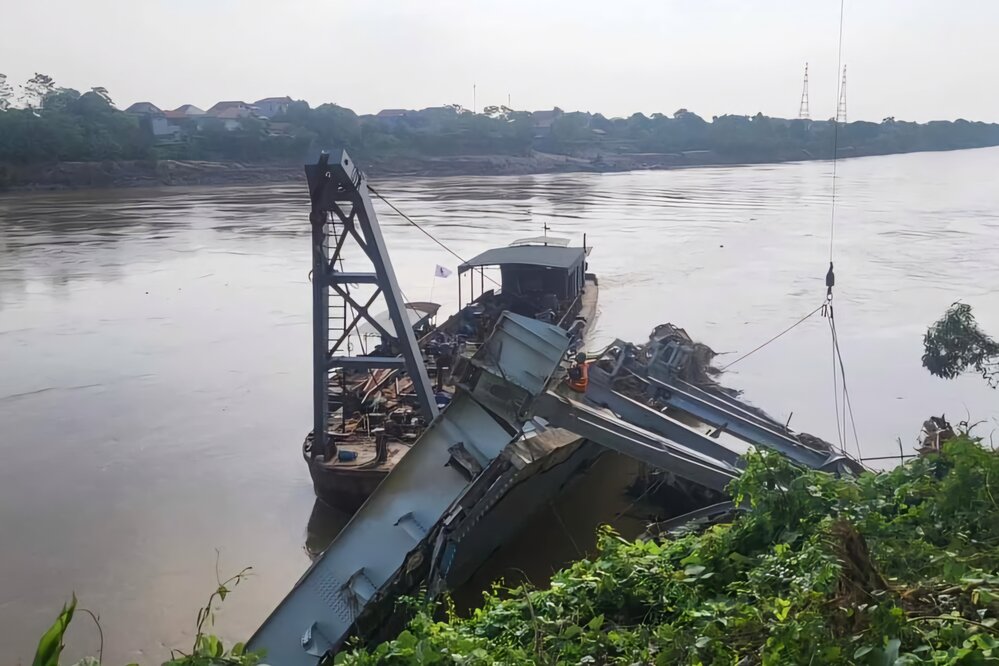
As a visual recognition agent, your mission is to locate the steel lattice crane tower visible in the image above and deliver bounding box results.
[798,62,811,120]
[304,151,439,461]
[836,65,848,123]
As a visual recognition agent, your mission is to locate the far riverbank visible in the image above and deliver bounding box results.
[2,143,996,191]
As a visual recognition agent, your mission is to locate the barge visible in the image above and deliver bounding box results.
[303,200,598,511]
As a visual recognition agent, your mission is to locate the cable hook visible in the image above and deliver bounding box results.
[822,262,835,318]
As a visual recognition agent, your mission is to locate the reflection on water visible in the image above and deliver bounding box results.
[3,147,999,663]
[305,500,353,561]
[449,452,672,612]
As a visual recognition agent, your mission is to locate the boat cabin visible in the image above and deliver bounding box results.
[459,244,587,299]
[457,241,590,329]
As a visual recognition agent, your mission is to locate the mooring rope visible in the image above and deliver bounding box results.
[719,304,825,371]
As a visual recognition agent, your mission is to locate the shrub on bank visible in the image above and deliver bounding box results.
[337,437,999,665]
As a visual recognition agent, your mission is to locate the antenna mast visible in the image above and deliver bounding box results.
[798,62,810,120]
[836,65,848,123]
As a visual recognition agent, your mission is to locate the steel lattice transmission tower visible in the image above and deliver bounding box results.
[836,65,848,123]
[798,62,810,120]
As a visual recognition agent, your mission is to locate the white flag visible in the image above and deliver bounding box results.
[434,264,453,278]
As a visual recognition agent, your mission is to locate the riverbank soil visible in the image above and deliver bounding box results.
[0,144,966,191]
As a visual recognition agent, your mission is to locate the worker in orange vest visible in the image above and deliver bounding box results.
[566,352,589,392]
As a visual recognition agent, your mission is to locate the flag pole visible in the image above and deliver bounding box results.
[429,274,437,303]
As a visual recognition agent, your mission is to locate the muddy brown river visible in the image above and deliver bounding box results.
[2,148,999,663]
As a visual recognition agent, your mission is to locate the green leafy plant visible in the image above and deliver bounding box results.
[923,302,999,387]
[335,437,999,665]
[162,564,262,666]
[32,594,76,666]
[31,564,263,666]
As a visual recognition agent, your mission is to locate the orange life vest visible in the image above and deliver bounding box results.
[567,361,589,392]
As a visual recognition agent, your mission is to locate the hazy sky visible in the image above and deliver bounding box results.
[3,0,999,122]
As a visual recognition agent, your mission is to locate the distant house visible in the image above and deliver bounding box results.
[211,107,249,131]
[203,101,258,131]
[372,108,413,127]
[412,106,458,122]
[124,102,182,143]
[531,108,563,137]
[163,104,205,120]
[206,101,257,118]
[254,96,293,118]
[404,106,459,133]
[125,102,163,115]
[415,106,454,117]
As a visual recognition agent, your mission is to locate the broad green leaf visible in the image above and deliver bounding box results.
[774,598,791,622]
[882,638,900,665]
[32,594,76,666]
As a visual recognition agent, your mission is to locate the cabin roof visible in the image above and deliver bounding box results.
[458,245,585,273]
[509,236,570,247]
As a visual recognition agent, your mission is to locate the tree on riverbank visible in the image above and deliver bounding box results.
[924,303,999,387]
[0,75,150,166]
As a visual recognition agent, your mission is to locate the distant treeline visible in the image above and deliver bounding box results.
[3,75,999,175]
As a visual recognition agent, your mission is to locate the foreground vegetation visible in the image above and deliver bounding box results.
[4,74,999,182]
[336,438,999,665]
[39,436,999,664]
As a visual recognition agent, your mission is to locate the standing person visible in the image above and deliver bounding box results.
[434,344,452,393]
[566,352,589,392]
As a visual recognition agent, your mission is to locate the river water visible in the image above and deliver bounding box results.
[2,148,999,663]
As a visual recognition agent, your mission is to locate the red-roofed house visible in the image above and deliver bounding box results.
[206,101,257,118]
[212,107,251,131]
[203,101,258,131]
[163,104,205,120]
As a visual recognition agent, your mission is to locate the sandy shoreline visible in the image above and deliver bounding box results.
[1,152,709,191]
[0,144,992,191]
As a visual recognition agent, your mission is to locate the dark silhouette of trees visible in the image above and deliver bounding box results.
[4,77,999,169]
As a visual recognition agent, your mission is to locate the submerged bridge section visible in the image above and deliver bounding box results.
[585,336,864,475]
[249,313,575,663]
[250,312,860,665]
